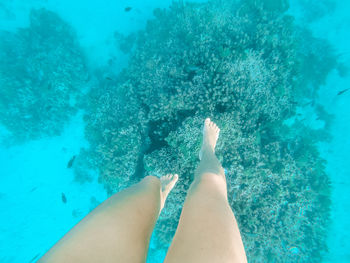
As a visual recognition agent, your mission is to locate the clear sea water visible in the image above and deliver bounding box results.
[0,0,349,262]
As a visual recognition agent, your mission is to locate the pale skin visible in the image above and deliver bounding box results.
[39,118,247,263]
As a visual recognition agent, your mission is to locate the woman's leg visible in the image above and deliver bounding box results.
[164,118,247,263]
[39,174,178,263]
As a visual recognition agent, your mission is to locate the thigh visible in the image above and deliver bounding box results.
[164,176,247,263]
[39,176,161,263]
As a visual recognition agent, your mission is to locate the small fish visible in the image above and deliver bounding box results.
[125,7,132,12]
[288,246,300,254]
[62,193,67,204]
[186,65,200,72]
[72,209,82,218]
[337,88,350,96]
[29,187,37,193]
[105,76,113,81]
[29,253,40,263]
[67,155,76,168]
[303,100,315,107]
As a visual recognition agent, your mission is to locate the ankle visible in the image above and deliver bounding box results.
[201,142,214,155]
[142,176,161,190]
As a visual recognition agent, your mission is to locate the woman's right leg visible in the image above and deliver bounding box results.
[164,118,247,263]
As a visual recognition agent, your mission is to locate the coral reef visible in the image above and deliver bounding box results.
[82,80,148,191]
[82,0,336,261]
[0,8,88,142]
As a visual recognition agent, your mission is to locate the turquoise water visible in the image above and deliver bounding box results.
[0,0,349,262]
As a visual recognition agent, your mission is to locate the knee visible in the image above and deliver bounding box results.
[134,176,161,209]
[141,175,161,190]
[195,164,225,179]
[197,172,226,186]
[143,175,160,183]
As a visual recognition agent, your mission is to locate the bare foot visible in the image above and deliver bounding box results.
[199,118,220,160]
[160,174,179,211]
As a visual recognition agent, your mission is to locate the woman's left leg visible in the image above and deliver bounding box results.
[39,174,178,263]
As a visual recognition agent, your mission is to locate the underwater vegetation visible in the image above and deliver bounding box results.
[0,8,88,143]
[82,0,337,262]
[0,0,340,261]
